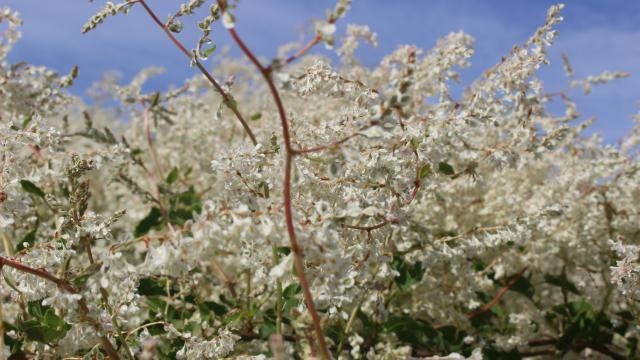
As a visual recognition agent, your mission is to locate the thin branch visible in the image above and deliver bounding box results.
[467,267,528,320]
[293,131,362,155]
[432,267,528,330]
[342,221,389,232]
[278,35,321,69]
[136,0,257,145]
[0,255,121,360]
[219,3,330,357]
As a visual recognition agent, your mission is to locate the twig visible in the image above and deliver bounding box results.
[0,255,121,360]
[342,221,389,232]
[136,0,257,145]
[293,130,363,155]
[432,267,528,330]
[219,2,330,357]
[467,267,528,320]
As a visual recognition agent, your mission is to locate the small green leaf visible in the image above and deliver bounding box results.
[168,20,183,33]
[410,137,420,151]
[16,228,37,252]
[20,180,45,198]
[250,112,262,121]
[199,301,228,317]
[134,207,163,237]
[545,273,581,295]
[383,315,435,347]
[71,271,96,289]
[283,283,301,299]
[391,253,423,291]
[418,164,431,179]
[259,321,276,340]
[150,91,161,107]
[223,310,243,324]
[437,162,455,175]
[202,45,217,58]
[70,65,79,79]
[22,301,71,343]
[27,301,45,319]
[166,167,179,185]
[509,275,536,299]
[21,113,34,129]
[257,181,269,198]
[168,187,202,225]
[138,277,173,296]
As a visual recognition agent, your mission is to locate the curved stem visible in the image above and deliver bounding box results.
[221,10,331,358]
[136,0,257,145]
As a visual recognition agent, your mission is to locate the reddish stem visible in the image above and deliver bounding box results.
[0,255,121,360]
[342,221,389,232]
[280,35,321,69]
[27,144,46,163]
[223,13,331,359]
[136,0,257,145]
[293,131,362,155]
[0,255,75,292]
[432,267,528,330]
[468,267,528,320]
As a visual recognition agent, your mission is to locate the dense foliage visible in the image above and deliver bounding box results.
[1,1,639,359]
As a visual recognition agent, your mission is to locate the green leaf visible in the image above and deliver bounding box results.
[150,92,161,107]
[259,321,276,340]
[21,113,34,129]
[168,20,183,33]
[27,300,45,319]
[20,180,45,198]
[146,297,167,316]
[134,207,163,237]
[202,45,217,58]
[71,271,95,289]
[283,283,301,299]
[166,167,179,185]
[198,301,228,317]
[250,112,262,121]
[21,301,71,343]
[437,162,455,175]
[391,253,423,291]
[384,315,435,347]
[419,164,431,179]
[223,310,243,324]
[168,187,202,225]
[275,246,291,256]
[556,322,580,351]
[257,181,269,198]
[4,321,23,355]
[138,277,173,296]
[545,273,581,295]
[509,275,535,299]
[410,137,420,151]
[16,228,37,252]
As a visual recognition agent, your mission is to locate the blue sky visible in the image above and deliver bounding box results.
[4,1,639,143]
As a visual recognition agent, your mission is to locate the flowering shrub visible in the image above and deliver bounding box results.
[1,1,639,359]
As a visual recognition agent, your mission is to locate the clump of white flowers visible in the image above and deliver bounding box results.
[1,2,640,359]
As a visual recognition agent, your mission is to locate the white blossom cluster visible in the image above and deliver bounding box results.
[1,2,640,359]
